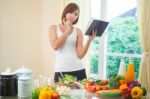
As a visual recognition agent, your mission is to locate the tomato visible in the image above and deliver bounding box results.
[86,86,96,92]
[85,81,93,89]
[51,91,60,99]
[101,80,108,84]
[94,84,102,91]
[101,86,109,90]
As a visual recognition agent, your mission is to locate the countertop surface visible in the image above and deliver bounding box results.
[0,89,150,99]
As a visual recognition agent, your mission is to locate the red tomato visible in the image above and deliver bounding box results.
[94,84,102,91]
[51,91,60,99]
[85,81,93,89]
[86,86,96,92]
[101,80,108,84]
[101,86,109,90]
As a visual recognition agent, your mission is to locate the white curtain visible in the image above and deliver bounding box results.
[137,0,150,92]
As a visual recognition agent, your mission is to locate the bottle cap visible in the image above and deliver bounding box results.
[15,65,32,74]
[129,58,133,63]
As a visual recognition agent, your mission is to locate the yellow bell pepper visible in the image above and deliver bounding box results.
[39,88,52,99]
[131,87,143,99]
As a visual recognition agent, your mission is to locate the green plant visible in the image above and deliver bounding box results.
[106,17,141,79]
[90,16,142,80]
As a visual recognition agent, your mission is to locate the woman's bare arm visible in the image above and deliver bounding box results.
[76,28,96,59]
[49,25,68,50]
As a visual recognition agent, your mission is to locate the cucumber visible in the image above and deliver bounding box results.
[101,90,122,97]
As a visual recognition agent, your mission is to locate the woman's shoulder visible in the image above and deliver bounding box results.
[75,27,82,33]
[75,27,83,36]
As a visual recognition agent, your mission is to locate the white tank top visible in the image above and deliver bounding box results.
[55,25,84,72]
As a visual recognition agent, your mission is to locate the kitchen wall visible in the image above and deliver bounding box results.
[0,0,63,77]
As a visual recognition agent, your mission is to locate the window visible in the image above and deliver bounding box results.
[89,0,142,80]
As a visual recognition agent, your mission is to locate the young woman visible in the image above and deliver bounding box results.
[49,3,96,82]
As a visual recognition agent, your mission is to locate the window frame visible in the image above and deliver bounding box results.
[90,0,142,79]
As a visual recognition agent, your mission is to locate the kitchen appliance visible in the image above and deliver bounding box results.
[15,65,32,97]
[0,68,17,96]
[15,65,32,78]
[18,75,32,97]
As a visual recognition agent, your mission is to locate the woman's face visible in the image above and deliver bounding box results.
[65,10,79,24]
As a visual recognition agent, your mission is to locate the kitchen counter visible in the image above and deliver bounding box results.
[0,96,25,99]
[0,89,150,99]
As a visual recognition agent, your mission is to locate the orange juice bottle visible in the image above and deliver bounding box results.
[125,58,135,83]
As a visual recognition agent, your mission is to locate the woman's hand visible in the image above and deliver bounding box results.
[63,18,72,35]
[87,29,97,41]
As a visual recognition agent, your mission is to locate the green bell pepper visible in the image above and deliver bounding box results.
[32,89,40,99]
